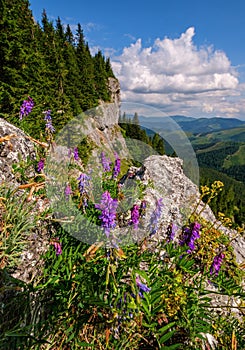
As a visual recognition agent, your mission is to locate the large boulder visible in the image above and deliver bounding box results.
[126,155,245,264]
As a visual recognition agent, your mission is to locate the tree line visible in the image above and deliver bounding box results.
[0,0,115,137]
[118,112,165,165]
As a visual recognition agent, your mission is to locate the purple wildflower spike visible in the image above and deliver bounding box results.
[210,252,225,276]
[50,240,62,256]
[167,222,177,242]
[43,109,51,121]
[140,200,147,218]
[130,204,140,230]
[149,198,164,236]
[37,158,45,172]
[73,147,79,161]
[136,276,151,298]
[77,173,90,195]
[100,152,111,172]
[19,96,34,120]
[180,222,201,253]
[112,154,121,178]
[95,190,118,237]
[43,110,55,133]
[64,184,72,200]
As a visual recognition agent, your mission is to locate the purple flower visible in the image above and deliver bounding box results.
[43,109,51,121]
[210,252,225,276]
[45,120,55,133]
[95,191,118,237]
[130,204,140,230]
[37,158,45,172]
[50,240,62,256]
[166,222,177,242]
[139,200,147,218]
[77,173,90,195]
[73,147,79,161]
[19,96,34,120]
[43,110,55,133]
[100,152,111,172]
[136,276,151,298]
[112,154,121,178]
[149,198,164,236]
[179,222,201,253]
[64,184,72,200]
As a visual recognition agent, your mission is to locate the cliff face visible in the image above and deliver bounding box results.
[82,78,130,159]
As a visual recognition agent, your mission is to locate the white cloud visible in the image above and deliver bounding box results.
[82,22,102,33]
[89,45,118,58]
[112,27,244,119]
[124,33,137,41]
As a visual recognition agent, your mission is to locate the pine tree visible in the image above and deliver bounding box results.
[76,24,97,110]
[132,112,139,126]
[152,133,165,155]
[105,57,115,78]
[0,0,36,120]
[65,24,74,45]
[93,50,110,102]
[63,25,83,115]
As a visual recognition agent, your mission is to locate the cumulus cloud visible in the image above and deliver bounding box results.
[112,27,245,118]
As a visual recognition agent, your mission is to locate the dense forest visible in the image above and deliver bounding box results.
[195,142,245,183]
[0,0,115,137]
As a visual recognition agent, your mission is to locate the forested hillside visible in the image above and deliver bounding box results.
[119,112,165,161]
[199,167,245,226]
[194,141,245,183]
[0,0,115,137]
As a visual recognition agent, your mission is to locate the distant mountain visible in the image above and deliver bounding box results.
[137,115,245,135]
[168,115,195,123]
[171,116,245,134]
[190,126,245,144]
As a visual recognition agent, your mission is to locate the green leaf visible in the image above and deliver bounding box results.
[135,269,149,281]
[142,322,158,329]
[141,299,151,317]
[161,343,182,350]
[160,330,176,345]
[77,341,94,347]
[158,322,175,335]
[67,332,75,342]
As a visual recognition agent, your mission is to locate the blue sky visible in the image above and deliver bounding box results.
[30,0,245,120]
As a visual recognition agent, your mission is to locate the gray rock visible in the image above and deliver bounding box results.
[140,155,245,263]
[0,118,36,185]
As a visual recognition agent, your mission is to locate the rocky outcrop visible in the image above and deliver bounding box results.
[130,155,245,264]
[54,78,130,162]
[86,77,128,158]
[118,155,245,268]
[0,119,36,185]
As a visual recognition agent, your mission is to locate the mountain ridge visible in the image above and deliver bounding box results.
[138,115,245,134]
